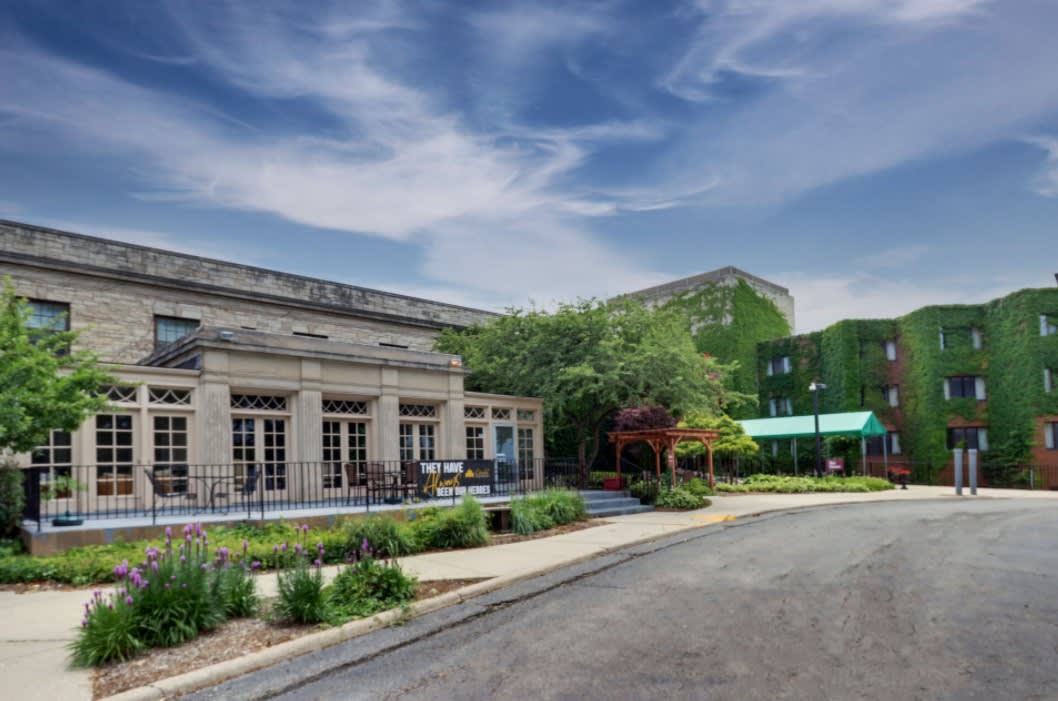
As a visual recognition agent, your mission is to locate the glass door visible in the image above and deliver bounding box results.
[493,425,516,490]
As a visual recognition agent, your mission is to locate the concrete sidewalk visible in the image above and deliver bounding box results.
[2,485,1052,701]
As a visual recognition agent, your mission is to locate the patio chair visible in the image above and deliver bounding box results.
[343,461,371,504]
[207,467,259,512]
[144,467,196,515]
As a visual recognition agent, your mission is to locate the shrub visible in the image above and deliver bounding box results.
[69,590,143,668]
[715,483,750,493]
[273,529,328,624]
[69,523,260,666]
[655,486,705,510]
[510,498,554,535]
[0,463,24,538]
[413,496,489,550]
[327,556,416,624]
[344,515,420,561]
[685,478,714,497]
[739,474,894,494]
[510,489,586,535]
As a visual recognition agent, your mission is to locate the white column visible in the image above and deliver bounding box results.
[378,368,400,462]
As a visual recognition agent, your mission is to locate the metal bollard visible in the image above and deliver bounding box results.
[968,449,978,496]
[953,448,964,496]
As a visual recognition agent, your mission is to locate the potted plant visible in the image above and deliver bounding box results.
[41,474,87,527]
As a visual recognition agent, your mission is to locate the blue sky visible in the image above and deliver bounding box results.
[2,0,1057,332]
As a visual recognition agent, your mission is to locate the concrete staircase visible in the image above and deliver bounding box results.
[580,490,653,518]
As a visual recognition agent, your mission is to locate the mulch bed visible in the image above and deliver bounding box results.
[92,578,490,700]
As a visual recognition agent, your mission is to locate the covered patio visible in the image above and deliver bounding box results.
[738,411,890,475]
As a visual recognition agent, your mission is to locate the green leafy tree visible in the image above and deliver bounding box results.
[675,411,759,460]
[0,279,113,454]
[436,298,755,474]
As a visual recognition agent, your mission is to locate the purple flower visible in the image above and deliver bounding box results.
[301,524,309,533]
[180,555,186,564]
[273,544,279,554]
[313,559,322,567]
[81,619,87,628]
[165,526,172,538]
[294,543,302,554]
[316,541,325,554]
[242,539,249,554]
[151,561,159,572]
[361,538,370,552]
[251,560,261,570]
[183,524,193,537]
[113,560,129,580]
[164,583,170,591]
[281,542,288,553]
[125,595,134,606]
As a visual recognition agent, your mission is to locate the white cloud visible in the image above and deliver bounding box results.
[781,271,1025,334]
[1026,136,1058,197]
[852,244,931,269]
[652,0,1058,206]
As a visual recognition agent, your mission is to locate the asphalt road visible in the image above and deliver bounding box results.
[194,500,1058,701]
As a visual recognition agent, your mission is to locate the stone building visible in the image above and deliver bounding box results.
[618,266,795,331]
[0,220,543,516]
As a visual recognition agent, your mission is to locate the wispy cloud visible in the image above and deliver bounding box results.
[1026,136,1058,197]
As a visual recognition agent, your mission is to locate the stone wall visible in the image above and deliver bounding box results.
[0,220,499,363]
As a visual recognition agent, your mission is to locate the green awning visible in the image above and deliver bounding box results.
[738,411,888,440]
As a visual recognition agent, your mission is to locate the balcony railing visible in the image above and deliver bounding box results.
[22,458,552,530]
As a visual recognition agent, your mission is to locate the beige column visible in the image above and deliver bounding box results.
[297,360,323,464]
[378,368,400,463]
[198,351,232,466]
[445,371,466,459]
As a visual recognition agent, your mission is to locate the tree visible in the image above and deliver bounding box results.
[0,279,113,454]
[675,411,759,460]
[613,405,676,432]
[436,298,755,475]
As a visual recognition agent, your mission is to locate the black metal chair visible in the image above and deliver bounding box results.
[144,467,196,516]
[207,466,259,513]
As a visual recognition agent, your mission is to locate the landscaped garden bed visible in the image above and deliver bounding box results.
[714,474,894,494]
[90,577,489,700]
[0,490,589,586]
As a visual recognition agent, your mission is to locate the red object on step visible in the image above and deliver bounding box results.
[603,477,626,491]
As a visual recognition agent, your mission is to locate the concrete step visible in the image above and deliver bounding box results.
[579,490,632,503]
[585,503,655,518]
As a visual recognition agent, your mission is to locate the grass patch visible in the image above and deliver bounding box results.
[715,475,894,494]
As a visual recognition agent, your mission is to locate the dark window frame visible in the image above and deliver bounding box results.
[946,426,986,451]
[154,316,199,351]
[947,375,978,399]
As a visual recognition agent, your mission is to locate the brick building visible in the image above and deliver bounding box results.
[756,289,1058,483]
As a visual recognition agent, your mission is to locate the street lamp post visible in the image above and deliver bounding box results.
[809,382,827,477]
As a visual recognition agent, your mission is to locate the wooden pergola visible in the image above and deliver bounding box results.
[607,428,721,489]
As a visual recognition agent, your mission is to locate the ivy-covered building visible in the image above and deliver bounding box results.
[756,288,1058,483]
[620,267,794,409]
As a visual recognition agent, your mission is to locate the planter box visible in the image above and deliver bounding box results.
[603,477,626,491]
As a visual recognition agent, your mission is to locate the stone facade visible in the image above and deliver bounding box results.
[0,219,498,363]
[618,265,795,331]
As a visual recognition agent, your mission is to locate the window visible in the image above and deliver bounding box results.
[32,430,73,498]
[231,394,288,411]
[1045,422,1058,450]
[881,385,900,407]
[867,432,901,456]
[322,420,367,488]
[464,406,486,420]
[154,316,199,351]
[766,356,791,377]
[400,403,437,419]
[96,414,134,496]
[944,376,985,400]
[947,427,989,451]
[492,407,512,421]
[104,385,138,403]
[26,300,69,333]
[882,340,897,361]
[232,417,287,491]
[149,387,192,405]
[971,327,983,350]
[1041,314,1058,337]
[152,416,189,494]
[768,398,793,417]
[400,423,436,461]
[466,426,485,460]
[322,399,368,415]
[517,409,536,422]
[1045,368,1054,394]
[518,428,535,479]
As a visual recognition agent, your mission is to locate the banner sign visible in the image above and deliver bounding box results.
[825,457,845,473]
[417,460,494,499]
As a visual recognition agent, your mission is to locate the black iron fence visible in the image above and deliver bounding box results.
[22,458,550,530]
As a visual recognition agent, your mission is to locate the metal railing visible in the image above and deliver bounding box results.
[21,458,551,530]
